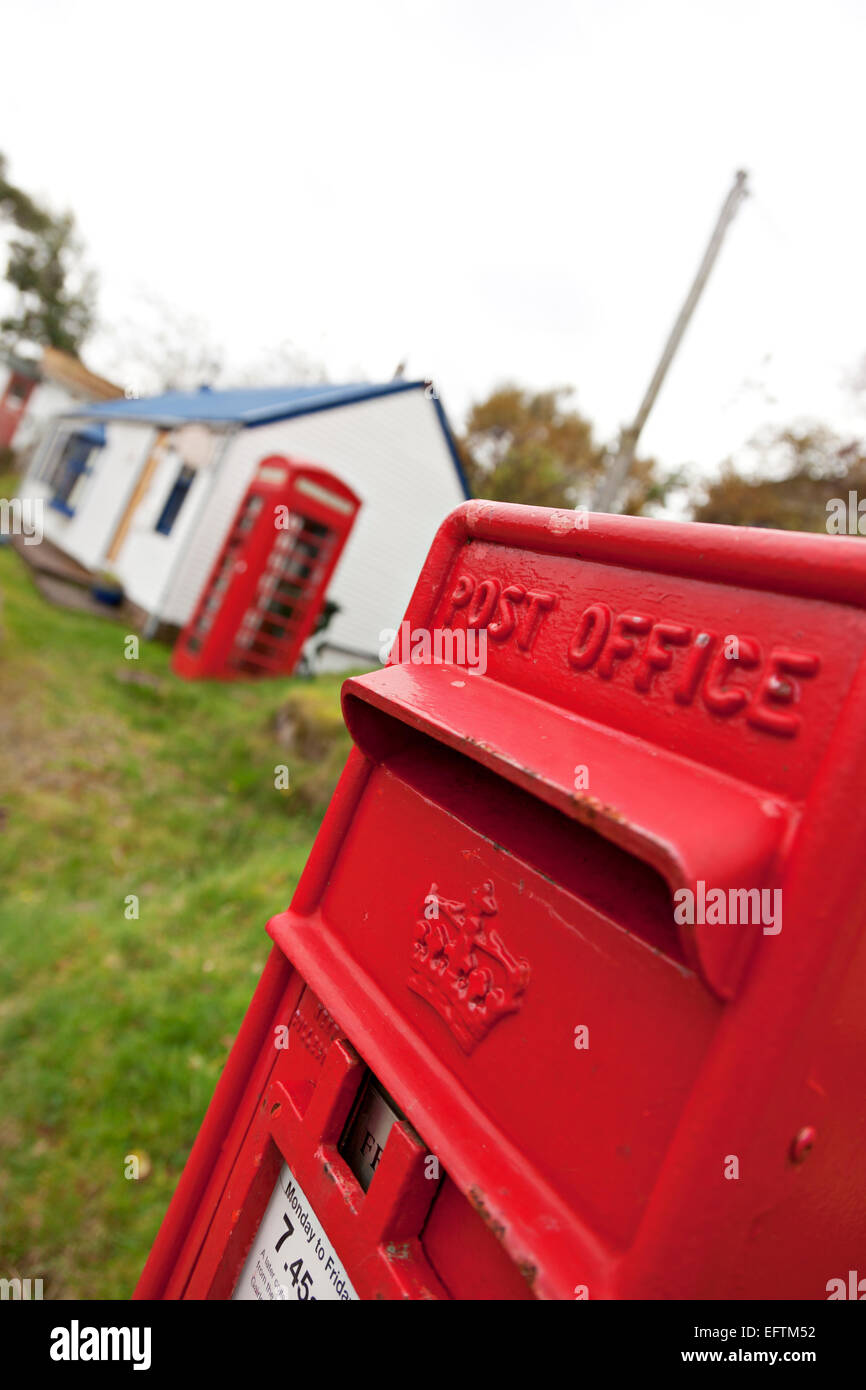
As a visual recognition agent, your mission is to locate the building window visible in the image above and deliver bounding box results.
[155,464,196,536]
[47,425,105,516]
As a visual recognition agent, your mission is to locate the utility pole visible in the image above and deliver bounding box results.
[593,168,750,513]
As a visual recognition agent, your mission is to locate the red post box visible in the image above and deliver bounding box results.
[138,501,866,1300]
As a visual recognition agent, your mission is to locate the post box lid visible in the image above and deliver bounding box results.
[343,661,785,998]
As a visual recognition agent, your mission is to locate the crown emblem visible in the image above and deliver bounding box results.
[409,879,530,1054]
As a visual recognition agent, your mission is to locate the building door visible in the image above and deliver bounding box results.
[106,431,171,562]
[172,456,361,680]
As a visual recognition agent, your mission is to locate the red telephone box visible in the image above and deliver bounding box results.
[140,501,866,1300]
[173,456,360,680]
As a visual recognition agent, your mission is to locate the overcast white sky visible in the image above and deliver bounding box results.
[2,0,865,483]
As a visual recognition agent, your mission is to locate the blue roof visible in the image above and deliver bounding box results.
[65,377,472,498]
[67,379,426,426]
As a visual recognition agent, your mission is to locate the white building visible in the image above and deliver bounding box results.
[0,347,123,454]
[16,379,469,672]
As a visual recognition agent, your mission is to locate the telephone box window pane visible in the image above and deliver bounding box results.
[238,496,263,532]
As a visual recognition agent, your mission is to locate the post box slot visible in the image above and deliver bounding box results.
[420,1178,536,1300]
[342,666,789,999]
[360,719,686,967]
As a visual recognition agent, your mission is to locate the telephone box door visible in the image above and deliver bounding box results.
[173,457,360,680]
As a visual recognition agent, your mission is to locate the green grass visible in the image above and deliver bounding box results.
[0,531,354,1298]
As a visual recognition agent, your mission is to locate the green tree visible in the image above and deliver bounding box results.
[0,152,96,354]
[692,425,866,532]
[458,383,665,514]
[0,153,51,234]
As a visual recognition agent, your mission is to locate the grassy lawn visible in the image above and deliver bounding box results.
[0,523,354,1299]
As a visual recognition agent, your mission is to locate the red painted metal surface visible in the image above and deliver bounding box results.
[0,370,36,448]
[172,455,360,680]
[139,501,866,1300]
